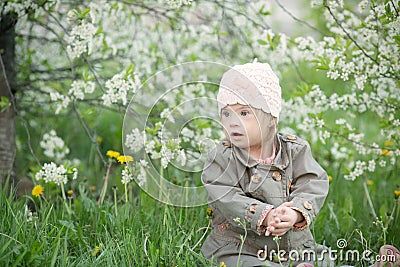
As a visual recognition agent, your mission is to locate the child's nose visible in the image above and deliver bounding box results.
[229,115,241,127]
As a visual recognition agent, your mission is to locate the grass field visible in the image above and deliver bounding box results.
[1,158,398,266]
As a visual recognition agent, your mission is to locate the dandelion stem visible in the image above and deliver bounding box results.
[124,183,128,203]
[191,220,211,251]
[385,198,397,229]
[113,187,118,217]
[98,161,112,206]
[60,182,72,215]
[363,181,377,218]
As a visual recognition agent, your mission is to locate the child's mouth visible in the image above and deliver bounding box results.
[231,132,244,139]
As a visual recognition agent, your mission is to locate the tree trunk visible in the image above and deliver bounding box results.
[0,12,33,195]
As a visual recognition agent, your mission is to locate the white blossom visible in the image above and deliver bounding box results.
[66,21,97,59]
[40,130,70,162]
[367,160,376,172]
[49,91,70,114]
[137,160,148,186]
[68,80,95,100]
[160,108,175,123]
[102,71,140,106]
[121,166,134,185]
[176,149,187,166]
[72,168,78,180]
[35,162,68,186]
[125,128,145,153]
[181,128,194,142]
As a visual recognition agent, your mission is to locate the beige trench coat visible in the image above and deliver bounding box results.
[201,133,331,267]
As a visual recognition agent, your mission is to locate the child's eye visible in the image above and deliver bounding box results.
[240,111,249,116]
[222,111,230,117]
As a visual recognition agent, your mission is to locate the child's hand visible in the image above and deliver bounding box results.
[264,202,303,236]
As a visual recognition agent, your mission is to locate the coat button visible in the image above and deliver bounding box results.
[303,201,313,210]
[251,173,261,183]
[222,141,231,147]
[287,135,297,141]
[272,171,281,181]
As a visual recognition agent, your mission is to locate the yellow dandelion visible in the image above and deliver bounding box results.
[384,140,393,147]
[381,149,391,156]
[328,175,332,183]
[91,245,101,256]
[117,155,133,163]
[394,190,400,198]
[366,180,374,186]
[96,136,103,143]
[32,185,44,197]
[67,190,73,195]
[206,207,213,217]
[106,150,120,159]
[220,262,227,267]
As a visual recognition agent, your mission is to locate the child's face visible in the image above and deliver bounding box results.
[220,104,266,150]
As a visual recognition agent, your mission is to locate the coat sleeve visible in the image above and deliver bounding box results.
[287,139,329,231]
[201,144,273,235]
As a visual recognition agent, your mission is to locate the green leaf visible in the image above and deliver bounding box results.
[125,64,135,78]
[78,7,91,19]
[316,65,329,71]
[257,39,268,45]
[308,113,317,119]
[0,96,11,112]
[259,4,271,16]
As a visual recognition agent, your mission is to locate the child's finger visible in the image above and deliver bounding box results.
[269,226,289,236]
[272,207,281,216]
[272,221,292,229]
[279,214,291,222]
[280,201,293,208]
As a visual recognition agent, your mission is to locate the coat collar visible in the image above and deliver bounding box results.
[232,133,289,171]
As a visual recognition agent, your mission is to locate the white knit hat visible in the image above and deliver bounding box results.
[217,61,282,120]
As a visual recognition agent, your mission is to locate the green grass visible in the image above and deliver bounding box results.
[0,184,211,266]
[1,160,398,266]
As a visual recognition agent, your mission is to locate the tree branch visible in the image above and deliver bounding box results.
[324,3,379,66]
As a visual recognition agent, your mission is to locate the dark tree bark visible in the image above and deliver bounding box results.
[0,11,33,195]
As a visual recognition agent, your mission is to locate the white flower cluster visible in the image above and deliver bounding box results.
[120,160,148,186]
[1,0,38,18]
[102,71,140,106]
[280,79,399,177]
[297,1,399,87]
[137,160,148,186]
[125,126,189,169]
[66,21,97,59]
[68,80,96,100]
[24,204,37,223]
[121,165,134,185]
[342,156,393,181]
[50,90,70,114]
[165,0,193,9]
[35,162,77,185]
[344,160,366,181]
[40,130,70,162]
[125,128,146,153]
